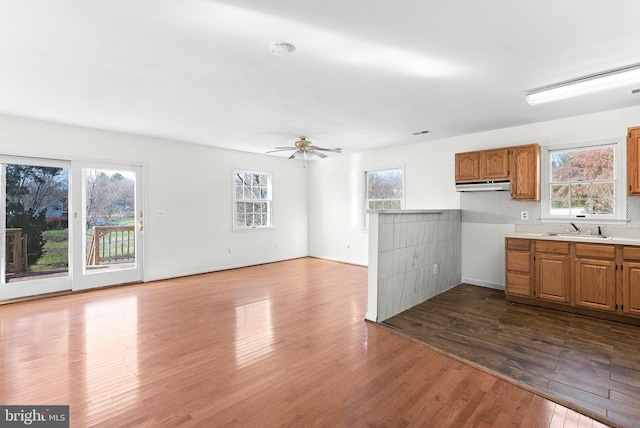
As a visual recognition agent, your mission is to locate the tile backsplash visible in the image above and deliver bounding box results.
[461,191,640,228]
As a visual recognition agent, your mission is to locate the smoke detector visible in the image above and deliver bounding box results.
[270,42,296,56]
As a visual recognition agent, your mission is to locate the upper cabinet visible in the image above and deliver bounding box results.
[455,144,539,201]
[455,151,481,182]
[627,126,640,196]
[480,148,510,180]
[510,144,540,201]
[455,148,509,182]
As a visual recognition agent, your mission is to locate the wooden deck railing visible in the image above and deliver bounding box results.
[86,226,135,266]
[6,228,27,273]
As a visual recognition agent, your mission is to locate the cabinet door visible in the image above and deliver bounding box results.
[510,144,540,201]
[623,261,640,316]
[480,148,509,180]
[455,152,480,182]
[536,253,570,303]
[575,258,616,312]
[627,127,640,196]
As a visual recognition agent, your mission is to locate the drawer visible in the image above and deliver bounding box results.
[575,243,615,259]
[507,238,531,251]
[507,250,531,273]
[535,240,569,255]
[506,273,531,297]
[623,246,640,261]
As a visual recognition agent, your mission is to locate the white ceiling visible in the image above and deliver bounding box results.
[1,0,639,157]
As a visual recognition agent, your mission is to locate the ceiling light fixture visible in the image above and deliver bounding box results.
[525,63,640,105]
[270,41,296,56]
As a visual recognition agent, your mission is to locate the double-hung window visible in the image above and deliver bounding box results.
[234,170,272,229]
[364,167,404,227]
[542,139,626,222]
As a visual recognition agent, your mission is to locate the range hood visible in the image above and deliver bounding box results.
[455,180,510,192]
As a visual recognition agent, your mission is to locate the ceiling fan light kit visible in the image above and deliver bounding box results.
[525,63,640,105]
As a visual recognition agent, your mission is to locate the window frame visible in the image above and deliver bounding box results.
[232,169,273,230]
[540,138,627,224]
[363,165,405,229]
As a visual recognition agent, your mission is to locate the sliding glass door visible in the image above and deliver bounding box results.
[0,157,143,300]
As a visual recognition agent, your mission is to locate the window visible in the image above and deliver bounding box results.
[364,167,404,227]
[542,139,626,221]
[234,170,272,229]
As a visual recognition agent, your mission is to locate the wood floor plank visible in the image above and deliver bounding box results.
[0,258,609,427]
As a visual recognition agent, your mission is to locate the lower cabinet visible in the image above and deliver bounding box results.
[574,243,616,312]
[535,241,570,303]
[505,238,640,322]
[623,261,640,316]
[505,238,532,297]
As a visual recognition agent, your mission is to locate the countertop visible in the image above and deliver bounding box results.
[505,232,640,246]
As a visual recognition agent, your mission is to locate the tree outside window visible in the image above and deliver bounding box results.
[234,170,272,229]
[549,145,615,216]
[365,168,404,227]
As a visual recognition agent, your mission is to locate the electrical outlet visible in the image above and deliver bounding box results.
[520,211,529,220]
[227,248,232,254]
[433,264,438,274]
[347,244,350,249]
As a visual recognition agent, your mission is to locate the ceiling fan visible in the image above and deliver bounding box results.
[267,136,342,159]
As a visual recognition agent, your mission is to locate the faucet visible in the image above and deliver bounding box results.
[570,222,580,233]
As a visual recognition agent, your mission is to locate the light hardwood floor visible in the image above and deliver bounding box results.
[0,258,606,427]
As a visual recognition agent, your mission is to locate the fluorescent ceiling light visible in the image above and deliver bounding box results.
[525,64,640,105]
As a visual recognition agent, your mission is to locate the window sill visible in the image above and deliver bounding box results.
[232,226,275,232]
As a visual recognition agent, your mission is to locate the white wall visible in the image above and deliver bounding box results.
[3,104,640,290]
[310,105,640,287]
[308,143,461,265]
[0,115,309,283]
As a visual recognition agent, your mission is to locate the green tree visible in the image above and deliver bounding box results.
[6,165,65,266]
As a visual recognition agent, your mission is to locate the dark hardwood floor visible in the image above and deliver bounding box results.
[0,259,607,427]
[383,283,640,428]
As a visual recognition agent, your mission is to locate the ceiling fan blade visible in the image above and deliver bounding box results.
[312,150,327,158]
[310,146,342,153]
[273,146,297,150]
[266,148,295,153]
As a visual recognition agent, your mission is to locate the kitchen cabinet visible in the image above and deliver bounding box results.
[627,126,640,196]
[622,246,640,317]
[510,144,540,201]
[574,243,616,312]
[505,238,640,324]
[455,151,481,182]
[455,148,509,182]
[505,238,532,297]
[455,144,539,201]
[534,241,570,303]
[480,148,509,180]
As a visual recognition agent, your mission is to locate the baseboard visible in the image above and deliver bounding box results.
[143,255,309,283]
[461,277,504,290]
